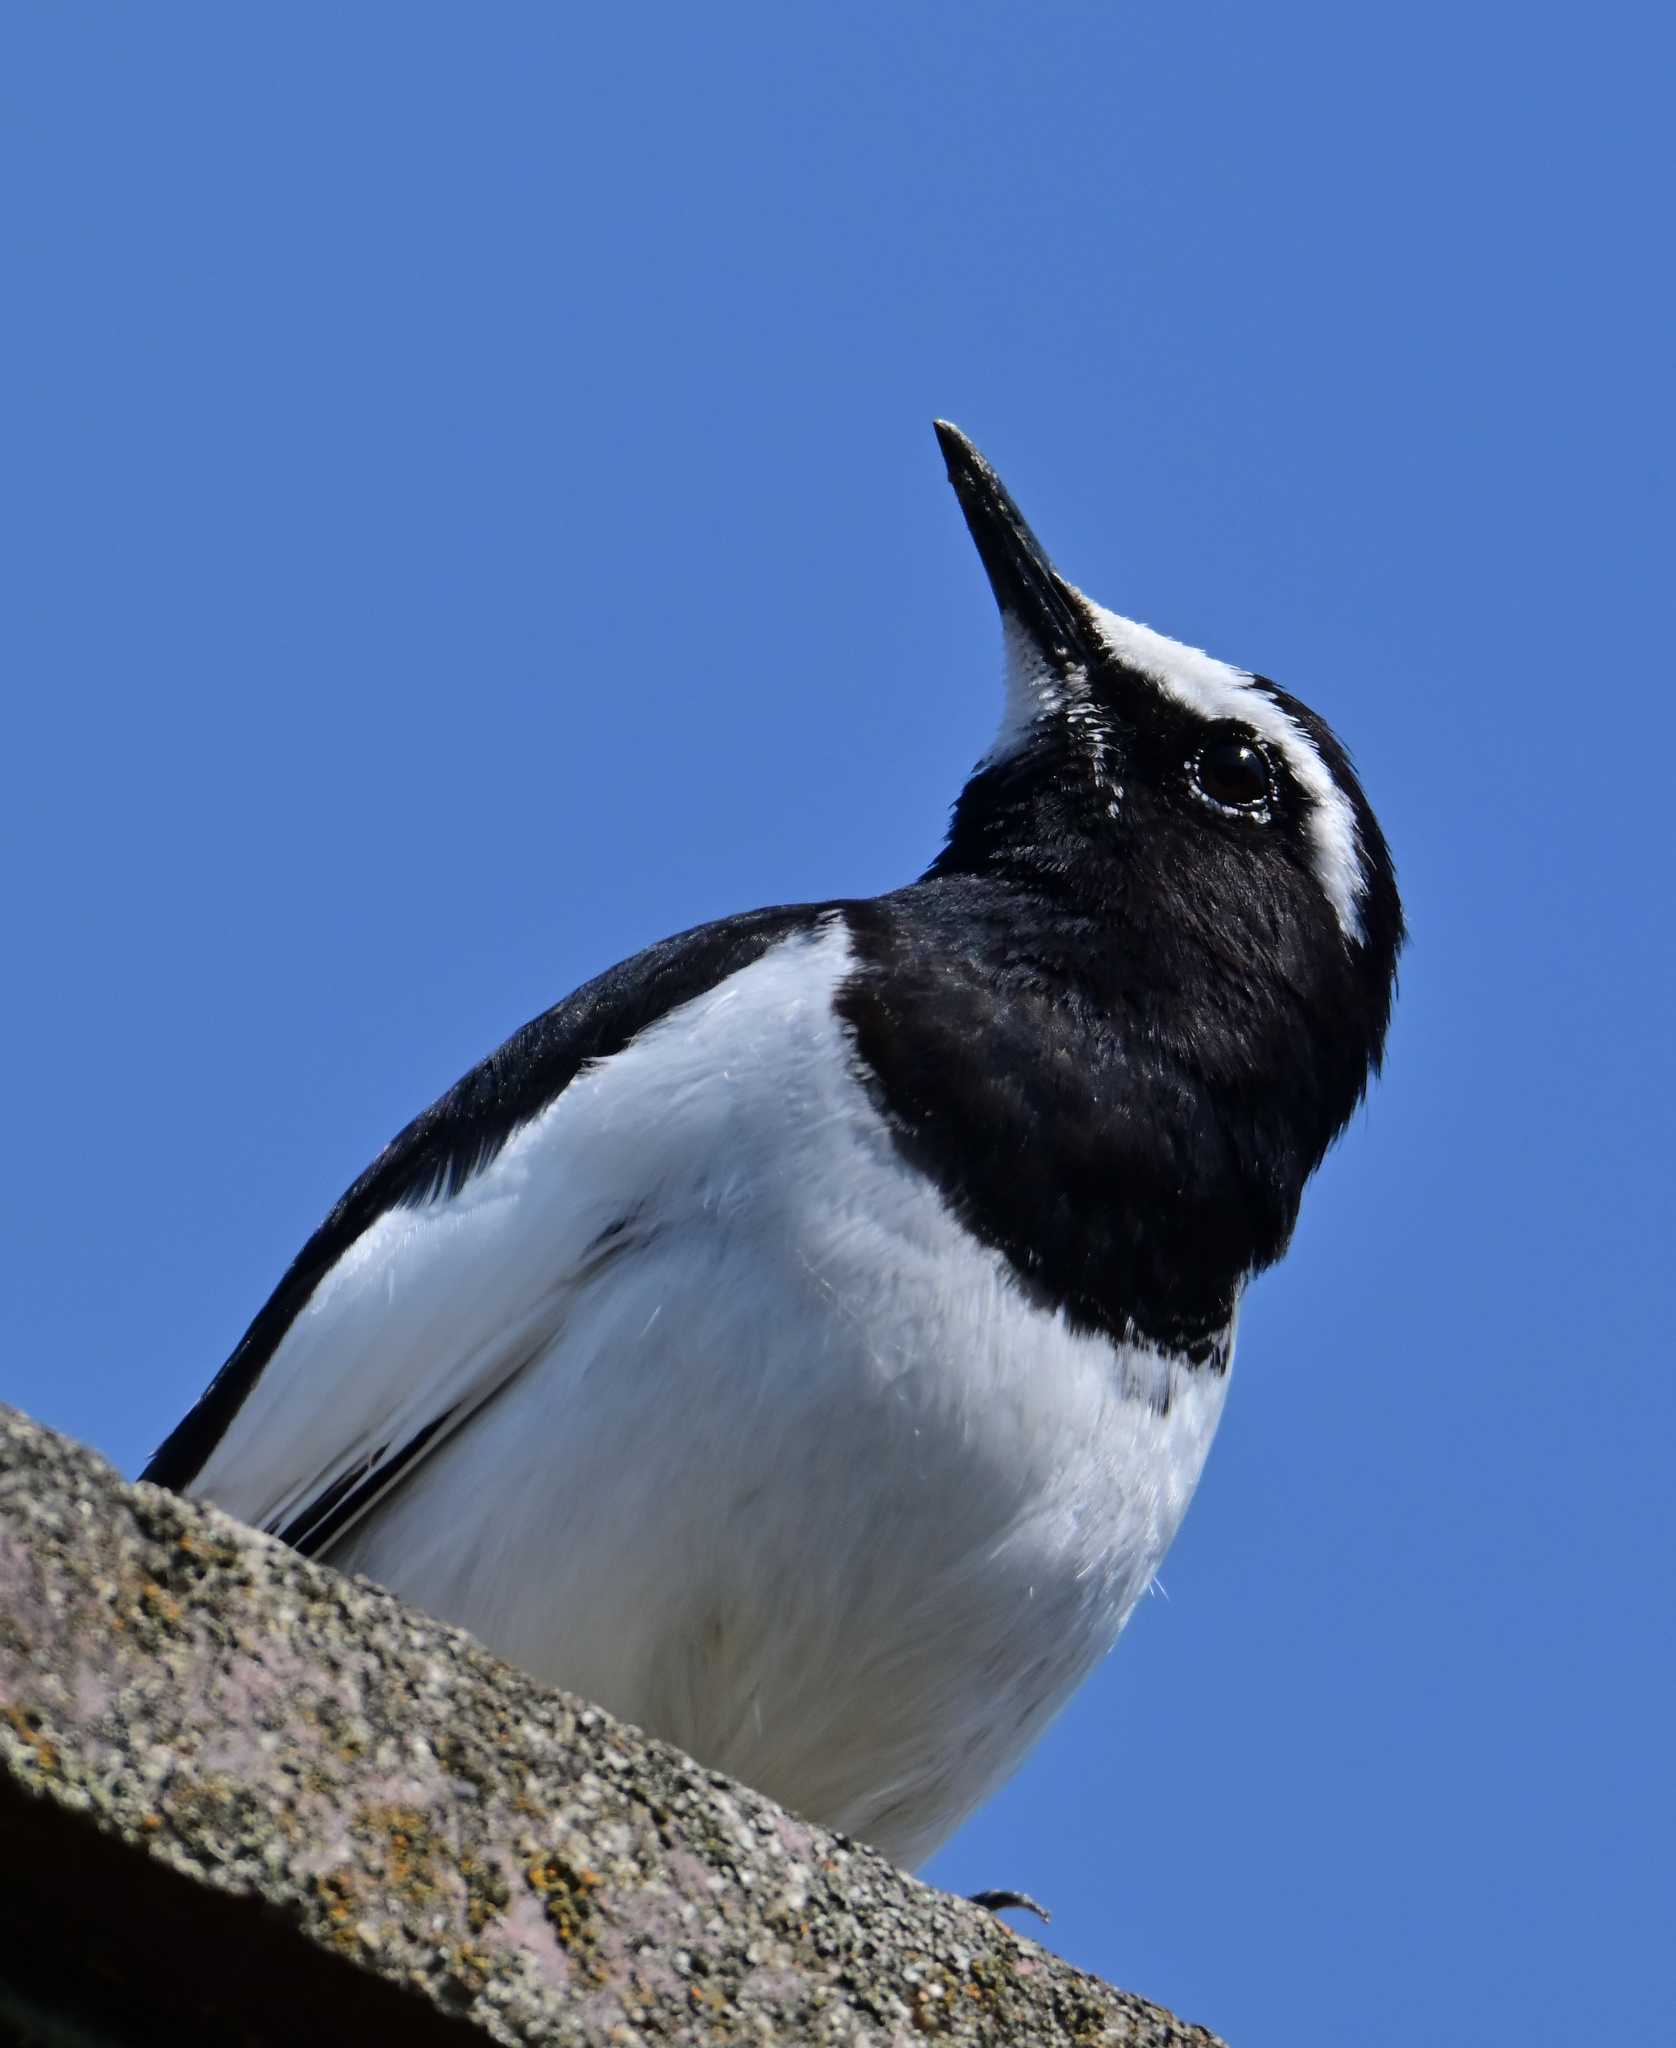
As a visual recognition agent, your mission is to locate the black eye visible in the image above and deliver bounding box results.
[1193,729,1274,813]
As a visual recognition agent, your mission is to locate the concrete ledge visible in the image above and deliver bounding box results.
[0,1407,1226,2046]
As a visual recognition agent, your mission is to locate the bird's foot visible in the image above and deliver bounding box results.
[968,1888,1051,1924]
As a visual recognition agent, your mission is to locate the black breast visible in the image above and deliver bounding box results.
[835,880,1304,1364]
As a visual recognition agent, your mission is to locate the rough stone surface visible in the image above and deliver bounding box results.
[0,1406,1226,2046]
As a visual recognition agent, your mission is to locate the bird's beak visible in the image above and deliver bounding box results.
[934,421,1102,675]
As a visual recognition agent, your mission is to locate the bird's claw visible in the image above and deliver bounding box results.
[968,1888,1051,1924]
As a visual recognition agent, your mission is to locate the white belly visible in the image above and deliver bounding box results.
[328,931,1230,1866]
[198,920,1231,1868]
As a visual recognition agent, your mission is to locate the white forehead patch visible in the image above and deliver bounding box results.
[989,612,1071,760]
[981,597,1369,943]
[1080,600,1370,944]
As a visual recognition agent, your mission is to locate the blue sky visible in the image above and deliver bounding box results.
[4,5,1670,2041]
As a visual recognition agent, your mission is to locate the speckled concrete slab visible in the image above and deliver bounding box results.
[0,1407,1226,2046]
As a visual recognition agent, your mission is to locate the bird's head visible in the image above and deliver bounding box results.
[930,421,1404,1150]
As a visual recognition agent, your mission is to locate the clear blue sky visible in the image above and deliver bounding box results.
[4,7,1669,2042]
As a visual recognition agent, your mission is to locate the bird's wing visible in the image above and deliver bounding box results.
[141,902,832,1553]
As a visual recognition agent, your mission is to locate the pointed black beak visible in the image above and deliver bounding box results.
[934,421,1100,672]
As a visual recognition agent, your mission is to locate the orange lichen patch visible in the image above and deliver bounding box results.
[139,1580,185,1630]
[686,1978,732,2021]
[349,1802,447,1914]
[458,1852,512,1936]
[335,1805,512,1998]
[525,1850,607,1978]
[310,1868,365,1957]
[3,1701,60,1776]
[169,1529,233,1570]
[898,1953,1030,2037]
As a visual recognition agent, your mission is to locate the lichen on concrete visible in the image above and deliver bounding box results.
[0,1406,1227,2045]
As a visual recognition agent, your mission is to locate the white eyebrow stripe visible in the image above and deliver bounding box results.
[1080,599,1369,944]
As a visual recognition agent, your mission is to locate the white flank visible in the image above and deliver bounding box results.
[190,920,1231,1868]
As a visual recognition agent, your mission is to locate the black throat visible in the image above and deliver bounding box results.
[836,869,1371,1366]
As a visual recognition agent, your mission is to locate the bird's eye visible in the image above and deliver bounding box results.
[1192,729,1274,814]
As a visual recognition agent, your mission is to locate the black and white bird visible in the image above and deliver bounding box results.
[145,425,1402,1871]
